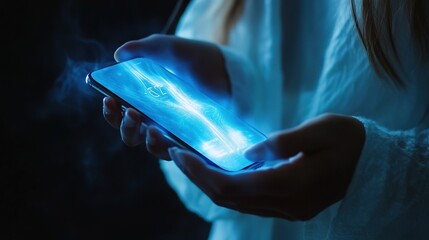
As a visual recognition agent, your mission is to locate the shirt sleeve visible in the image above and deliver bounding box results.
[328,117,429,239]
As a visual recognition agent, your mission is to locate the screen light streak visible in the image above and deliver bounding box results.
[89,58,267,171]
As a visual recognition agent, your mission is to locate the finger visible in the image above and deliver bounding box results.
[169,147,235,196]
[114,35,167,62]
[170,147,299,197]
[245,123,327,161]
[212,159,313,221]
[114,35,196,81]
[226,159,304,197]
[244,128,305,161]
[169,148,299,220]
[103,97,123,129]
[114,40,148,62]
[120,108,146,147]
[113,36,187,84]
[146,125,177,160]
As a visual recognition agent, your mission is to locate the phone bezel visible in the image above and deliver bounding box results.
[85,66,263,171]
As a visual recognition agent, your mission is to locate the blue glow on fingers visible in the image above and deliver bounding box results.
[88,58,267,171]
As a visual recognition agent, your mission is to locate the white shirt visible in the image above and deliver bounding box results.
[159,0,429,239]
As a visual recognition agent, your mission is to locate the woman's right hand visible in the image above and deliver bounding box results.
[103,34,231,160]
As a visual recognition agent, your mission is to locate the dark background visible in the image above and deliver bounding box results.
[4,0,211,239]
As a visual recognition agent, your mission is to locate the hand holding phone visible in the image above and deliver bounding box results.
[86,58,266,171]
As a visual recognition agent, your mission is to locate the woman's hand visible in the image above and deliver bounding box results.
[114,34,231,99]
[168,113,366,220]
[103,34,231,158]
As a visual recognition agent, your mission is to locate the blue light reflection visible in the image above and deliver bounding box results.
[89,58,266,171]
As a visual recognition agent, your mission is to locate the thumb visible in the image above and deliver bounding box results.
[245,125,323,161]
[113,35,193,84]
[114,43,133,62]
[113,39,158,62]
[114,34,172,62]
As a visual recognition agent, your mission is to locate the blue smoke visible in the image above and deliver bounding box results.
[6,0,212,239]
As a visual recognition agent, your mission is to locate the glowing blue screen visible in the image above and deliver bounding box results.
[89,58,266,171]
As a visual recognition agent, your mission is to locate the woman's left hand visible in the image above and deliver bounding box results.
[167,113,366,220]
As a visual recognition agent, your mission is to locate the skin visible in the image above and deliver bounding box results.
[103,34,366,221]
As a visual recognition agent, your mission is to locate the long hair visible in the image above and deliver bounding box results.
[351,0,429,87]
[220,0,428,87]
[216,0,244,44]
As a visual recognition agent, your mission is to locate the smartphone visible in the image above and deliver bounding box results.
[85,57,266,171]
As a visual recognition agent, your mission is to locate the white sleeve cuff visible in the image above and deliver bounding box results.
[328,116,429,238]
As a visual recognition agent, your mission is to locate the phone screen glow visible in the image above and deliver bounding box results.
[89,58,266,171]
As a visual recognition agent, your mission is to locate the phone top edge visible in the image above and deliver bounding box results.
[85,59,264,172]
[86,70,216,168]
